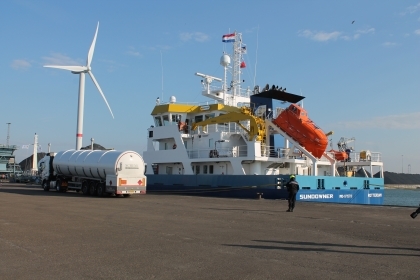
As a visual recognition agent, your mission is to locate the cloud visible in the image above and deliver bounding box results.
[356,28,375,35]
[382,42,397,47]
[126,50,140,56]
[11,59,31,70]
[126,46,141,57]
[400,3,420,16]
[43,53,81,65]
[180,32,209,42]
[415,29,420,35]
[299,28,374,42]
[350,28,375,41]
[298,30,341,41]
[333,112,420,129]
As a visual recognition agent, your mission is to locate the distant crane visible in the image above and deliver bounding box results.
[337,137,355,152]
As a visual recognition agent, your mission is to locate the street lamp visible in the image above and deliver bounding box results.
[408,164,411,174]
[6,122,11,146]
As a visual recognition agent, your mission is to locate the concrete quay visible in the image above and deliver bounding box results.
[385,184,420,189]
[0,183,419,280]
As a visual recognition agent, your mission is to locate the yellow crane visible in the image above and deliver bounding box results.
[192,107,266,143]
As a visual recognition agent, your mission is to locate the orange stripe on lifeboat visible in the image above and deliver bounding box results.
[273,104,328,158]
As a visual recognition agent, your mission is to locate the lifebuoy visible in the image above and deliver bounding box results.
[173,144,177,149]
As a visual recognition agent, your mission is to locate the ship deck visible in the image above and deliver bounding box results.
[0,183,418,279]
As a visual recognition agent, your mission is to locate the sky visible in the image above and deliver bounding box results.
[1,0,419,174]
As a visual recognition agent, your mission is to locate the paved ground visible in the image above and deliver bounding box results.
[0,183,419,280]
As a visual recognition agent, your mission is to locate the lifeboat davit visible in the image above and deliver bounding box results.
[273,104,328,158]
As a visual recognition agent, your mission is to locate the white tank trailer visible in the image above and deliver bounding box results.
[38,150,147,197]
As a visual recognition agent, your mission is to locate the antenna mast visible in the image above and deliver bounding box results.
[232,31,243,97]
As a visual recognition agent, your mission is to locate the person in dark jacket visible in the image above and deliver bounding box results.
[286,175,299,212]
[410,205,420,219]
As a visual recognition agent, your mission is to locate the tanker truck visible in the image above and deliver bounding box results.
[38,149,147,197]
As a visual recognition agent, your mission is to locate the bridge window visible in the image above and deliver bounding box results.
[195,115,203,123]
[163,115,170,126]
[154,116,162,127]
[205,113,215,120]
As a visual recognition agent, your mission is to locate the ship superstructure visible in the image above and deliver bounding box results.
[143,31,384,204]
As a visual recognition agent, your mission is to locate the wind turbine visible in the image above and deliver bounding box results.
[44,22,114,150]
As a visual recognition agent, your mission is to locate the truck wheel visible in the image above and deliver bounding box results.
[42,181,50,192]
[97,184,105,197]
[81,182,89,195]
[56,180,62,192]
[89,183,97,196]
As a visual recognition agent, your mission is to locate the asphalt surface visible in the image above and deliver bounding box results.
[1,183,419,280]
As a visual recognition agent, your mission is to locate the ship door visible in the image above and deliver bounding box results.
[317,179,325,189]
[363,180,370,189]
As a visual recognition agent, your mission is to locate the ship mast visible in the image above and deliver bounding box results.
[231,32,242,98]
[197,31,247,106]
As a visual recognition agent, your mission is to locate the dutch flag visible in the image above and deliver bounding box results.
[222,33,235,43]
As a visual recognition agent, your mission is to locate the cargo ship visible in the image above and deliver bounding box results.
[143,31,384,204]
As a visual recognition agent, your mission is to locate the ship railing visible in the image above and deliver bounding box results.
[0,144,18,149]
[6,167,23,172]
[193,123,247,135]
[326,151,382,163]
[203,85,251,98]
[273,107,285,119]
[261,146,306,159]
[187,145,248,159]
[347,152,382,163]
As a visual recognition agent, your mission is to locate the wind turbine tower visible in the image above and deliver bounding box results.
[44,22,114,150]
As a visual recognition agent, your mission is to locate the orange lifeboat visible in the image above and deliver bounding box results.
[329,150,348,161]
[273,104,328,158]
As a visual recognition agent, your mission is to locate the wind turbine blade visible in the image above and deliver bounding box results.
[87,22,99,67]
[44,65,87,72]
[88,71,114,119]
